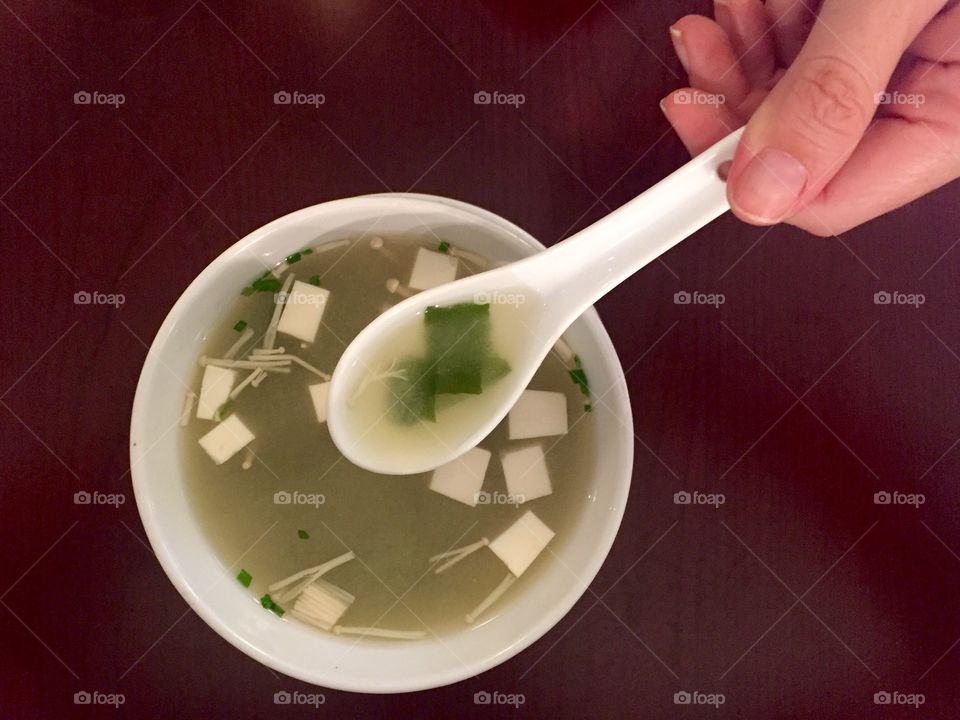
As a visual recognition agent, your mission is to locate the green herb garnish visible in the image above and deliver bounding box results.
[241,275,283,296]
[387,302,510,424]
[425,303,493,394]
[301,248,313,255]
[233,319,247,332]
[569,355,590,397]
[437,240,450,254]
[297,529,310,539]
[307,275,321,287]
[286,252,302,264]
[215,400,233,420]
[584,403,593,412]
[260,593,285,616]
[237,569,252,587]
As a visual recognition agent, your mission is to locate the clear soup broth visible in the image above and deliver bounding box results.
[181,234,597,640]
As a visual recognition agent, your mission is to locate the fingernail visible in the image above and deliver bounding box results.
[729,148,809,223]
[669,26,688,71]
[714,0,733,29]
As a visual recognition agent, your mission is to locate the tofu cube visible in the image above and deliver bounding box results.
[309,382,330,423]
[489,510,555,577]
[277,280,330,343]
[408,247,458,290]
[508,390,568,440]
[198,415,255,465]
[501,444,552,504]
[429,447,491,506]
[196,365,237,420]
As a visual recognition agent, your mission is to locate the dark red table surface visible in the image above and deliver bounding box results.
[3,1,960,718]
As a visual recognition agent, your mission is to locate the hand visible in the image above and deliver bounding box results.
[661,0,960,235]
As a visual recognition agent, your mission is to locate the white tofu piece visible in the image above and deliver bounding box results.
[277,280,330,343]
[508,390,568,440]
[309,381,330,423]
[429,447,491,506]
[489,510,555,577]
[195,365,237,420]
[198,414,255,465]
[408,247,458,290]
[500,444,552,504]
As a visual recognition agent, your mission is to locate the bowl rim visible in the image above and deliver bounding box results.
[129,192,634,692]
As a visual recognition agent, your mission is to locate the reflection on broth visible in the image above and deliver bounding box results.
[180,235,597,640]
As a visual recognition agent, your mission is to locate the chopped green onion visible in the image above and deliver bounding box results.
[237,569,252,587]
[584,403,593,412]
[259,593,285,616]
[286,252,302,264]
[437,240,450,254]
[233,320,247,332]
[569,355,591,397]
[242,275,283,295]
[307,275,321,287]
[215,400,233,421]
[301,248,313,255]
[298,529,310,539]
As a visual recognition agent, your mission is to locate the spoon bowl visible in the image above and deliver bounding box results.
[328,129,743,474]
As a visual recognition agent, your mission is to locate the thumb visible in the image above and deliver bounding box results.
[726,0,945,226]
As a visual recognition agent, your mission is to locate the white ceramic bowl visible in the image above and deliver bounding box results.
[130,193,633,693]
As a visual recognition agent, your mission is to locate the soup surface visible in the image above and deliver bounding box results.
[181,234,597,638]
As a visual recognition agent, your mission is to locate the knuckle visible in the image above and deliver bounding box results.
[790,56,874,140]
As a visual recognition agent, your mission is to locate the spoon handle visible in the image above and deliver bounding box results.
[516,128,744,322]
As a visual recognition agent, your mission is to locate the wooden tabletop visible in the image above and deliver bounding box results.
[2,1,959,717]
